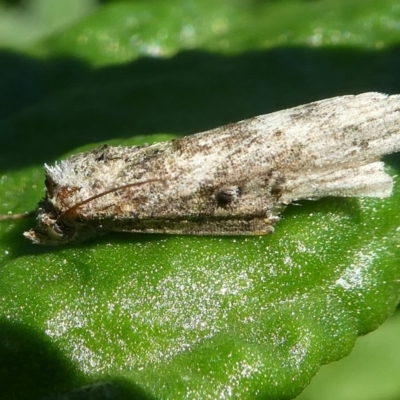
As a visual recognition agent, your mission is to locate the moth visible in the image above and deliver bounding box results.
[7,92,400,245]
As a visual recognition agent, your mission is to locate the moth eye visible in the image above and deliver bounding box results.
[54,221,66,235]
[47,220,75,241]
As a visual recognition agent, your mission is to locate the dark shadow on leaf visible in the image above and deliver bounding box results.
[40,378,157,400]
[384,152,400,170]
[0,318,158,400]
[0,318,83,400]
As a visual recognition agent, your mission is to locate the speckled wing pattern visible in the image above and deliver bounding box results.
[24,92,400,244]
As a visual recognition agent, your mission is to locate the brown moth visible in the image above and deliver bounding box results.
[9,92,400,244]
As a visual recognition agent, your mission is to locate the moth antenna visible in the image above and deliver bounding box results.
[61,179,167,219]
[0,210,36,221]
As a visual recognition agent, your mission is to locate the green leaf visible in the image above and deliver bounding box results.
[0,0,399,399]
[297,310,400,400]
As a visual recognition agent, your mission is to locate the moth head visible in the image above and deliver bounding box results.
[23,203,77,245]
[23,178,166,245]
